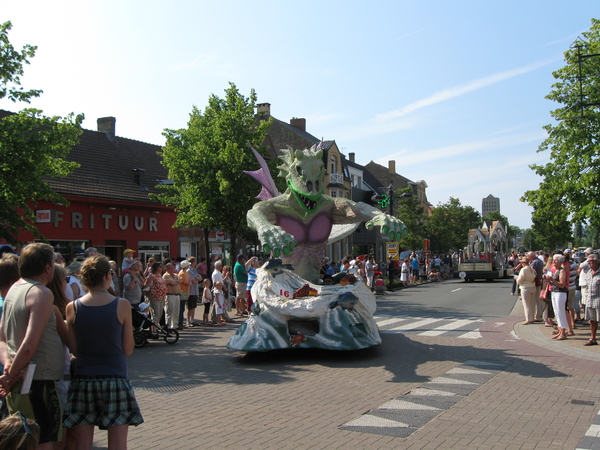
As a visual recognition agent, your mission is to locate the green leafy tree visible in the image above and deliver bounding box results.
[528,207,573,251]
[426,197,481,254]
[522,228,535,251]
[155,83,272,264]
[0,21,83,245]
[522,19,600,226]
[394,186,428,250]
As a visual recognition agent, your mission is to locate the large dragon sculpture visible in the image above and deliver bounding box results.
[246,145,407,283]
[227,144,407,351]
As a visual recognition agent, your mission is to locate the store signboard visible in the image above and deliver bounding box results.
[36,210,53,223]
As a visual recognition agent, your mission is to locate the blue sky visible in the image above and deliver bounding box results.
[2,1,598,229]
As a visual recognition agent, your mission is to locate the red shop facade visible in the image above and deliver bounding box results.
[3,112,180,266]
[19,196,178,266]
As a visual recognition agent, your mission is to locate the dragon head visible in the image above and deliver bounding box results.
[278,145,325,214]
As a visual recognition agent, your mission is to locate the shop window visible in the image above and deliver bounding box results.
[46,240,89,264]
[138,242,170,265]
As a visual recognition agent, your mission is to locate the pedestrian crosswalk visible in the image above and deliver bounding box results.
[375,315,483,339]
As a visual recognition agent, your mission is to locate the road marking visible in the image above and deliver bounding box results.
[376,316,483,339]
[386,317,444,332]
[458,330,482,339]
[340,360,508,438]
[451,288,462,292]
[419,319,481,336]
[376,318,409,327]
[507,330,521,341]
[343,415,411,428]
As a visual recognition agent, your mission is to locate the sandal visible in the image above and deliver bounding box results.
[566,331,575,336]
[584,340,598,346]
[556,335,567,341]
[551,330,560,335]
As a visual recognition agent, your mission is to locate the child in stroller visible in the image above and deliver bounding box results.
[132,303,180,347]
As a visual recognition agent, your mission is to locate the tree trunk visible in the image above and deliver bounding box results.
[229,232,237,267]
[203,227,211,271]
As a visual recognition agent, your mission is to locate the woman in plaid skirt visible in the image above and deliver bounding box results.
[64,256,143,449]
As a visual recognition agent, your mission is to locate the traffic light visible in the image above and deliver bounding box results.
[371,193,390,208]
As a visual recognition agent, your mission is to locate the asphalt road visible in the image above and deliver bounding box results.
[376,277,517,319]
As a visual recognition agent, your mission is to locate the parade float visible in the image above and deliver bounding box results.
[227,145,407,351]
[454,220,509,282]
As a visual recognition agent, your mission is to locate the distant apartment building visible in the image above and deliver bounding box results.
[482,194,500,217]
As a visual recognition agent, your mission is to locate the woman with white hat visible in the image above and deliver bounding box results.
[66,260,85,300]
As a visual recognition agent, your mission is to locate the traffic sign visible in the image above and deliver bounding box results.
[386,242,399,260]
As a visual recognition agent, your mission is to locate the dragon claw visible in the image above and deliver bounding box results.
[273,248,281,258]
[283,246,291,256]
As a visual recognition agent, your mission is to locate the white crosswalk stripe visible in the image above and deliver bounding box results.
[418,318,481,336]
[377,316,483,339]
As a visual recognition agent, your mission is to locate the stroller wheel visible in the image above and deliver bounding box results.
[134,331,147,348]
[163,329,180,345]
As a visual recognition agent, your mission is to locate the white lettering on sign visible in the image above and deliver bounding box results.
[118,215,128,230]
[72,212,83,229]
[102,214,112,230]
[53,211,63,228]
[44,212,160,232]
[61,210,158,231]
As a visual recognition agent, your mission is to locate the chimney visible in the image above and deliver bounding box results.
[349,152,355,163]
[388,160,396,174]
[97,117,116,141]
[290,117,306,132]
[132,168,148,191]
[257,103,271,116]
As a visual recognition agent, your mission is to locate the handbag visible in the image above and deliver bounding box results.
[534,276,541,287]
[539,282,549,301]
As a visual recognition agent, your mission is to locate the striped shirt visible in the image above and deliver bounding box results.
[247,267,257,290]
[588,270,600,309]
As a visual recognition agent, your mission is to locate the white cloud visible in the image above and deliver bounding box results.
[373,60,555,123]
[543,29,588,47]
[374,130,547,168]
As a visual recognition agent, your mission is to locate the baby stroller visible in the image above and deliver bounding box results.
[132,303,180,348]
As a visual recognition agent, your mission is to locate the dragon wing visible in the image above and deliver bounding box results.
[243,144,281,200]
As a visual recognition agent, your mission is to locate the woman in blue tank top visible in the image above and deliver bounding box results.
[63,256,143,449]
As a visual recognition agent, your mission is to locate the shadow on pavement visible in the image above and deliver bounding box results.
[126,326,567,389]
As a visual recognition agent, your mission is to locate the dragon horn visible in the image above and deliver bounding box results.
[243,144,280,200]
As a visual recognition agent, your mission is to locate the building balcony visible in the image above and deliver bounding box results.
[329,173,343,184]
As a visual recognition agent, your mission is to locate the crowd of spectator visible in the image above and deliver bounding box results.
[512,248,600,346]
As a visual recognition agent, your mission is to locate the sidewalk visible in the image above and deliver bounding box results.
[510,296,600,359]
[89,292,600,450]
